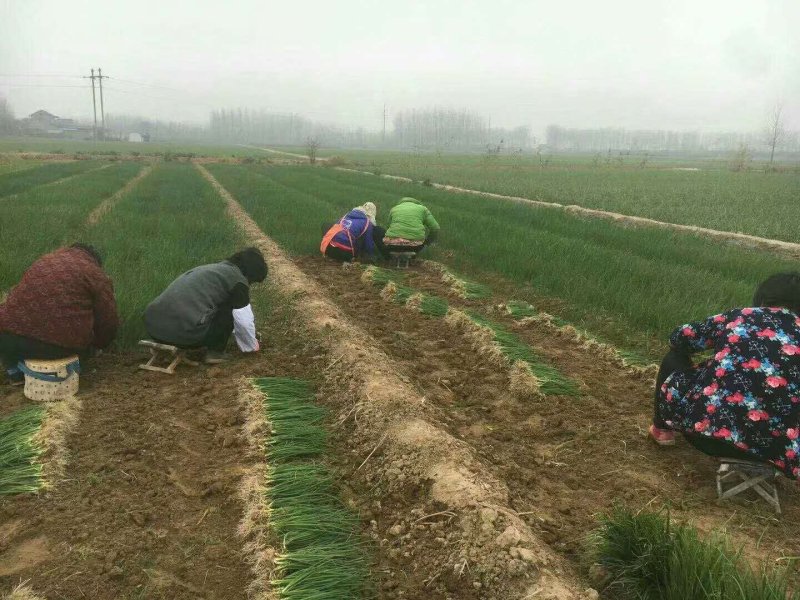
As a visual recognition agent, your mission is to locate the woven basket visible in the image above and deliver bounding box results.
[22,356,80,402]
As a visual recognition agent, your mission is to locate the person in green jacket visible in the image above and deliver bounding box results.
[382,197,440,254]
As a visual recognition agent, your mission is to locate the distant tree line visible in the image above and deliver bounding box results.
[209,108,379,148]
[208,106,533,151]
[545,124,800,154]
[391,108,532,151]
[105,114,206,142]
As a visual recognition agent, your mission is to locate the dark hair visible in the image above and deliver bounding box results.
[753,272,800,313]
[229,247,267,283]
[71,243,103,266]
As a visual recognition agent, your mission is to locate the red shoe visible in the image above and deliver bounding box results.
[649,424,675,446]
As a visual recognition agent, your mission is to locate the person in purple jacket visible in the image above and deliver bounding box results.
[320,202,387,262]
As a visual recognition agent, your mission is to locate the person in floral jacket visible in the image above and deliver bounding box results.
[650,272,800,479]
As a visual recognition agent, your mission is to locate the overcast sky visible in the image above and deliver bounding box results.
[1,0,797,135]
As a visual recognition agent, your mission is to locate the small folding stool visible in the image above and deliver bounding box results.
[138,340,200,375]
[716,458,781,514]
[389,251,417,268]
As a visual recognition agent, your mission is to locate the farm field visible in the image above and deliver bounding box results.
[206,163,797,359]
[2,155,800,599]
[0,136,264,159]
[260,146,800,244]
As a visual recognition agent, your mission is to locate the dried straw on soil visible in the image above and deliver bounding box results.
[35,396,82,488]
[445,308,506,366]
[513,309,658,382]
[427,262,492,299]
[236,380,278,600]
[197,163,590,599]
[2,583,45,600]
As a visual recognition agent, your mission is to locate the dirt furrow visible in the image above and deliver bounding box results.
[297,256,800,585]
[198,163,591,599]
[0,353,269,599]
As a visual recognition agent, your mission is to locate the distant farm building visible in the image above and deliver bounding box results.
[21,110,93,139]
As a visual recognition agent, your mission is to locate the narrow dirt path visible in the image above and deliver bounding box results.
[296,256,800,582]
[198,163,592,599]
[0,352,280,599]
[85,164,154,226]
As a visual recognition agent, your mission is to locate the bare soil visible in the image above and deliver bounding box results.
[297,256,800,587]
[0,324,318,599]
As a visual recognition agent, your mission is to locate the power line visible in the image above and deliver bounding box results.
[108,77,187,94]
[102,86,216,109]
[0,73,83,79]
[0,83,88,89]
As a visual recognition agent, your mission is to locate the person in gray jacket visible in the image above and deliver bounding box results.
[144,247,268,363]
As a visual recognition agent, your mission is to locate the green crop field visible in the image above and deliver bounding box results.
[252,147,800,243]
[3,156,800,600]
[0,161,140,288]
[0,135,265,158]
[83,162,244,345]
[207,163,795,358]
[0,159,103,198]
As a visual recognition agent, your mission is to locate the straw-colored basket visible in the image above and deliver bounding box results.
[21,356,80,402]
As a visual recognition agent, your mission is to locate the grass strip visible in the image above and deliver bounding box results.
[0,160,100,198]
[418,294,449,317]
[254,377,369,599]
[364,266,448,316]
[440,267,492,299]
[467,311,580,396]
[362,265,406,286]
[506,300,654,369]
[592,506,797,600]
[0,405,46,496]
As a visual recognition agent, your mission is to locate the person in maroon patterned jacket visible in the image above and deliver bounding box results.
[0,244,119,382]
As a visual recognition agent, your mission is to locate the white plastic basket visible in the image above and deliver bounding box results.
[21,356,80,402]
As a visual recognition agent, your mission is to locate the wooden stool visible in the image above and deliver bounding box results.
[716,458,781,514]
[389,251,417,268]
[138,340,200,375]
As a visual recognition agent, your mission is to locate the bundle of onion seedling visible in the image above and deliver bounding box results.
[0,405,45,496]
[417,294,449,317]
[467,311,580,396]
[439,267,492,300]
[362,265,405,287]
[254,377,369,599]
[505,301,655,370]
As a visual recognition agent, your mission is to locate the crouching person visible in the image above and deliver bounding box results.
[0,244,119,383]
[650,273,800,479]
[144,247,267,364]
[321,202,386,263]
[383,197,440,254]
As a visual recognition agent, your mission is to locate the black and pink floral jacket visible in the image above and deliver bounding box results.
[657,307,800,478]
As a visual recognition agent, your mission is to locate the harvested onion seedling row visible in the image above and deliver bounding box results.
[0,405,45,496]
[254,377,369,600]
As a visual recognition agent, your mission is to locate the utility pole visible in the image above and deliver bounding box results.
[382,104,387,144]
[84,69,98,141]
[83,68,109,141]
[97,68,107,140]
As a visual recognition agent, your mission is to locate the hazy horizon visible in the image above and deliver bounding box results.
[1,0,797,136]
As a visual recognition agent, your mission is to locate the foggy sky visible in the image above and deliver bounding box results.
[1,0,798,136]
